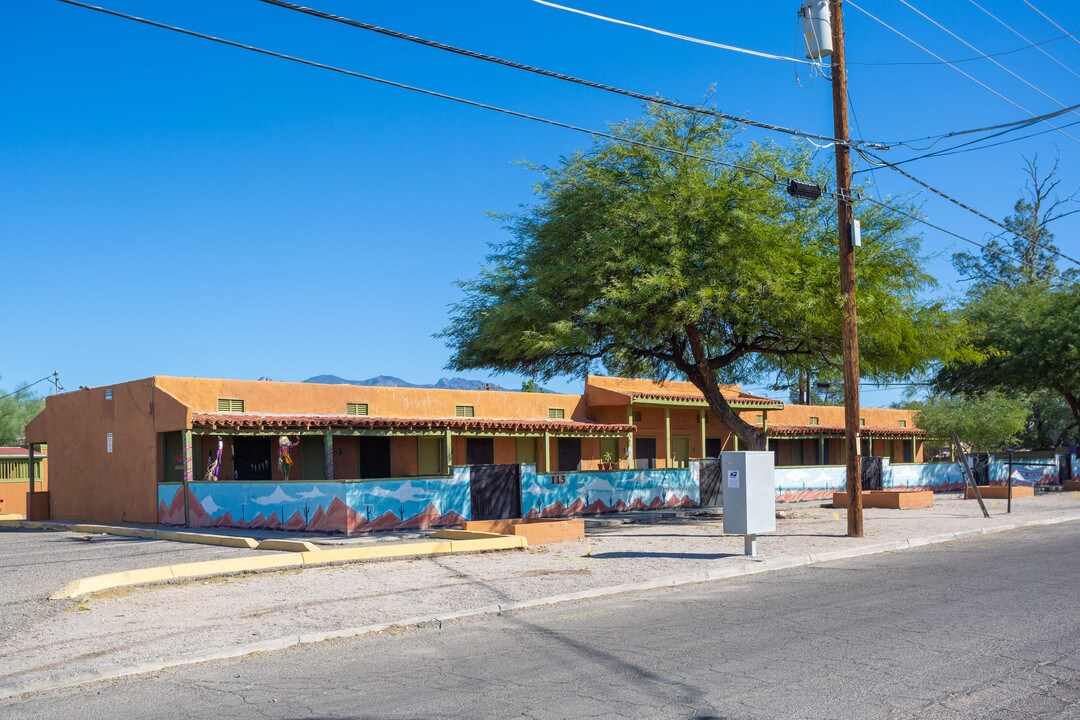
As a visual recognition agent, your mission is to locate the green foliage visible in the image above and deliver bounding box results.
[912,392,1030,452]
[442,106,962,447]
[937,281,1080,432]
[0,385,43,447]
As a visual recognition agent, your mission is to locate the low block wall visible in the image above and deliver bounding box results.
[832,490,934,509]
[462,518,585,544]
[965,485,1035,500]
[522,465,699,517]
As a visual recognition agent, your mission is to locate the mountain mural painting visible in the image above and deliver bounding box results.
[521,465,699,517]
[158,467,471,534]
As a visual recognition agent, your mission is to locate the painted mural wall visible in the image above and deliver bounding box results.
[774,461,968,502]
[522,464,699,517]
[158,466,471,533]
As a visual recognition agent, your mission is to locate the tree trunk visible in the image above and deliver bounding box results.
[1064,393,1080,441]
[680,326,768,451]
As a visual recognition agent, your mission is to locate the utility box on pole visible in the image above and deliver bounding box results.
[722,451,776,556]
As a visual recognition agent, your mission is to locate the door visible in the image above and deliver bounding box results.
[634,437,656,469]
[232,436,271,481]
[557,437,581,472]
[470,464,522,520]
[466,438,495,465]
[359,437,393,479]
[672,436,690,468]
[705,438,723,459]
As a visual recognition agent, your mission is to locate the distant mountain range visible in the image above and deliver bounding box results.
[303,374,514,391]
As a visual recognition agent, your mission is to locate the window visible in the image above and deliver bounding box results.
[859,418,866,427]
[898,419,907,428]
[809,417,819,426]
[632,411,642,422]
[217,398,245,413]
[548,407,565,419]
[346,402,369,416]
[455,405,475,418]
[756,413,765,424]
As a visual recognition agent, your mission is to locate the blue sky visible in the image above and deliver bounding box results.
[3,1,1078,405]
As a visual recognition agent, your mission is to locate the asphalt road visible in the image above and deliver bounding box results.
[0,527,272,641]
[6,522,1080,720]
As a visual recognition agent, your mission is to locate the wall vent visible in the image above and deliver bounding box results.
[455,405,475,418]
[346,402,369,416]
[548,408,565,419]
[217,398,245,413]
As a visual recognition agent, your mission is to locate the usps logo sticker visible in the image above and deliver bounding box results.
[727,470,740,489]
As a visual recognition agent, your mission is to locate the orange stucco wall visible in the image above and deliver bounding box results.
[767,403,917,430]
[154,376,588,422]
[24,378,173,524]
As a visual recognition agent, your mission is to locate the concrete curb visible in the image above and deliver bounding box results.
[0,520,261,550]
[49,535,528,600]
[6,512,1080,701]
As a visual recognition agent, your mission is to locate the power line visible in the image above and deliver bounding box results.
[1021,0,1080,49]
[56,0,785,185]
[848,0,1080,146]
[61,1,1055,289]
[872,100,1080,153]
[531,0,818,66]
[850,27,1080,66]
[897,0,1080,134]
[0,375,54,401]
[258,0,857,147]
[855,148,1080,269]
[967,0,1080,82]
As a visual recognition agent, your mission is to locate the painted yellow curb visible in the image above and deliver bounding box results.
[0,514,23,521]
[50,535,527,600]
[255,539,321,553]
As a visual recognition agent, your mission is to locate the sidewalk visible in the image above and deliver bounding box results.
[3,492,1079,698]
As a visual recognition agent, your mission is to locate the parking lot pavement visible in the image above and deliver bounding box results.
[0,527,274,641]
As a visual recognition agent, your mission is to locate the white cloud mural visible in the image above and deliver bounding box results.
[362,481,433,503]
[251,485,300,506]
[201,495,222,515]
[296,486,327,499]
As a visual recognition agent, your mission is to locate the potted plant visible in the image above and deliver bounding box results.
[599,452,616,471]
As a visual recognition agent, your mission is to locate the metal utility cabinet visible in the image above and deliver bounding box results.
[721,451,776,556]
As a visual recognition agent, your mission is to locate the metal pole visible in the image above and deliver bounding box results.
[830,0,863,538]
[1007,450,1013,514]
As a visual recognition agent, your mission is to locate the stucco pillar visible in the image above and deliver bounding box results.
[626,407,635,469]
[818,436,826,465]
[543,430,551,474]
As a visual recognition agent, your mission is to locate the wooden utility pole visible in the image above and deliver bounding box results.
[829,1,863,538]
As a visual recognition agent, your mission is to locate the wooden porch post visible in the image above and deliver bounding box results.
[699,410,706,459]
[626,406,635,469]
[543,430,551,473]
[27,443,35,493]
[664,407,671,468]
[444,428,453,474]
[181,429,193,527]
[324,429,334,480]
[819,436,826,465]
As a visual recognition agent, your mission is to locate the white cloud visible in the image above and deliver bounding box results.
[296,486,327,499]
[782,469,811,483]
[251,485,300,506]
[201,495,222,515]
[522,481,552,496]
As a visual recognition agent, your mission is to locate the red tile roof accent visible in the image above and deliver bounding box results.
[769,424,926,438]
[626,391,782,407]
[191,412,634,434]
